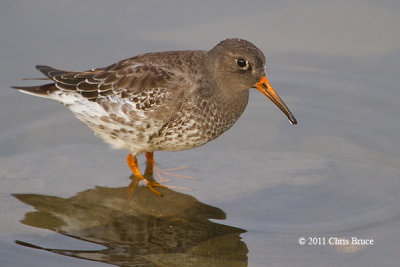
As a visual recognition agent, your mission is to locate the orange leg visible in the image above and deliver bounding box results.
[126,153,165,197]
[145,151,189,182]
[145,152,194,191]
[147,152,194,182]
[145,152,154,175]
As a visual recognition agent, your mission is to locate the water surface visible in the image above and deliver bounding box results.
[1,1,399,266]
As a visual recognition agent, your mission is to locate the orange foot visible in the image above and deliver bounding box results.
[126,152,193,197]
[126,153,167,197]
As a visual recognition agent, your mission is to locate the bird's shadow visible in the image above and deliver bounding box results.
[13,180,248,266]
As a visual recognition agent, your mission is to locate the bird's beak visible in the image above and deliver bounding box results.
[255,75,297,125]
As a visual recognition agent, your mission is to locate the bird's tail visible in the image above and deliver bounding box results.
[12,65,65,98]
[11,83,57,98]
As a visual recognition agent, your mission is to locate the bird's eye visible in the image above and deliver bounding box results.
[236,58,251,71]
[236,58,247,68]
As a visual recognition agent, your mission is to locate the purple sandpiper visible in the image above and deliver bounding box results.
[13,38,297,196]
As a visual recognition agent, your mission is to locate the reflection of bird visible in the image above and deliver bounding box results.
[13,38,296,195]
[13,186,248,266]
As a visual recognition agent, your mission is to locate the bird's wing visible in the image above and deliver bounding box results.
[38,60,183,99]
[36,60,191,119]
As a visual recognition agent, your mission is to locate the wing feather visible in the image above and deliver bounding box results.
[39,60,188,119]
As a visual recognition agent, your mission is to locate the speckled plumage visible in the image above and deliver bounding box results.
[14,39,297,194]
[16,39,268,155]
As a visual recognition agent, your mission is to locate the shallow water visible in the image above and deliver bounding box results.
[1,1,399,266]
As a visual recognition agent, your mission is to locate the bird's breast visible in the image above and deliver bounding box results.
[153,90,249,151]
